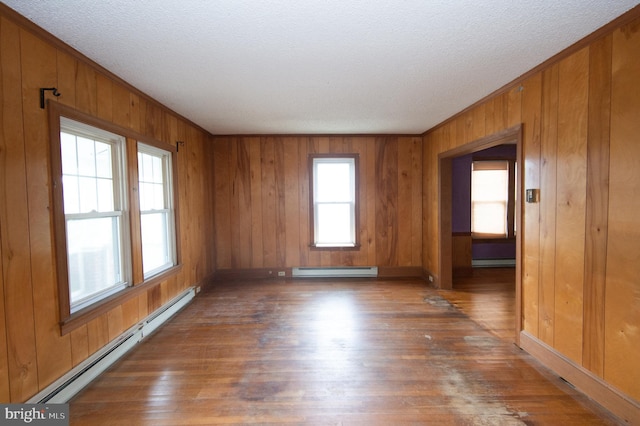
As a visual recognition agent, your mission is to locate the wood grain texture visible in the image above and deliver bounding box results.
[605,17,640,400]
[1,17,39,402]
[583,34,612,376]
[213,135,422,270]
[69,276,618,425]
[554,47,589,364]
[538,64,559,346]
[520,73,542,336]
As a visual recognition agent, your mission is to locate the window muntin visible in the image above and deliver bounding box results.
[138,143,176,278]
[311,156,358,247]
[60,118,130,313]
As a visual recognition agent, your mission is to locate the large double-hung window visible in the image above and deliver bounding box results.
[60,118,130,313]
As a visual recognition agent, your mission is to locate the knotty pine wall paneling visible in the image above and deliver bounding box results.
[0,6,215,402]
[213,135,422,271]
[422,10,640,404]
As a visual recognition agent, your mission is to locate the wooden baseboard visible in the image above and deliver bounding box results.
[377,266,424,279]
[520,331,640,424]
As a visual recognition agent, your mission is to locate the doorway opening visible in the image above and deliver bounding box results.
[438,125,522,345]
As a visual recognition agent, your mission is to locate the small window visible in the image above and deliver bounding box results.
[471,160,515,238]
[137,143,177,278]
[60,118,130,313]
[309,155,359,248]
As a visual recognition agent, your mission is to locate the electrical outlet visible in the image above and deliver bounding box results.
[429,275,434,282]
[277,271,285,277]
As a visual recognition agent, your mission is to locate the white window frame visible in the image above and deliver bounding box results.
[137,143,177,278]
[310,155,359,248]
[59,118,131,313]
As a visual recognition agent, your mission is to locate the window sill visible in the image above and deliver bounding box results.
[60,264,183,335]
[309,244,361,251]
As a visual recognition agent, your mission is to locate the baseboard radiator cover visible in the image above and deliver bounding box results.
[472,258,516,268]
[292,266,378,278]
[27,286,196,404]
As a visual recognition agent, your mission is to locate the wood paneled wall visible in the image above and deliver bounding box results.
[423,13,640,402]
[0,9,215,402]
[213,136,422,270]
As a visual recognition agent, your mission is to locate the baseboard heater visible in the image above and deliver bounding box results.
[27,286,196,404]
[292,266,378,278]
[472,259,516,268]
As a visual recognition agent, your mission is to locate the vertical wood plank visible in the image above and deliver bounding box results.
[1,17,39,402]
[397,138,412,266]
[55,52,77,109]
[69,326,89,368]
[375,137,398,266]
[213,137,231,269]
[249,137,264,268]
[95,74,113,122]
[274,138,286,267]
[521,73,543,335]
[261,138,277,267]
[583,34,612,376]
[554,48,589,364]
[605,18,640,401]
[538,64,559,346]
[74,60,97,115]
[284,138,300,267]
[21,28,74,393]
[235,137,252,268]
[411,137,423,267]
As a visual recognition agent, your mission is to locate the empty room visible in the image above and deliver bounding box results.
[0,1,639,424]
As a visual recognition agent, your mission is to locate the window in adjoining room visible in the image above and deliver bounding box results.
[471,159,516,239]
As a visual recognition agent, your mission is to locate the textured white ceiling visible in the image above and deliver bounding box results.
[3,1,638,135]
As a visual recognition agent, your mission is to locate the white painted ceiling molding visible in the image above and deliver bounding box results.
[3,1,638,135]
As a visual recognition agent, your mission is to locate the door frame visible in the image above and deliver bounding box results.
[438,124,523,345]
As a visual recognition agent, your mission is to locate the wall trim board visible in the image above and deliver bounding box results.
[0,3,211,137]
[423,4,640,137]
[520,331,640,425]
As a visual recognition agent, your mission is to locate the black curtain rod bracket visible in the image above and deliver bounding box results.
[40,87,61,109]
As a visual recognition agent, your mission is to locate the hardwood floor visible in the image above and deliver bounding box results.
[441,267,517,341]
[69,276,619,425]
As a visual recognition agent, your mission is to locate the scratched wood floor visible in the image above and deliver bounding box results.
[69,271,619,425]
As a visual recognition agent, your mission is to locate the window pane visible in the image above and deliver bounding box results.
[95,142,113,178]
[67,216,124,309]
[472,202,507,235]
[60,133,78,175]
[316,162,352,202]
[78,176,98,213]
[77,136,97,177]
[141,212,170,274]
[316,203,353,245]
[62,175,80,214]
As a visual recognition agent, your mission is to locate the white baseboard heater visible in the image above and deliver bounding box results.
[27,286,196,404]
[472,259,516,268]
[292,266,378,278]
